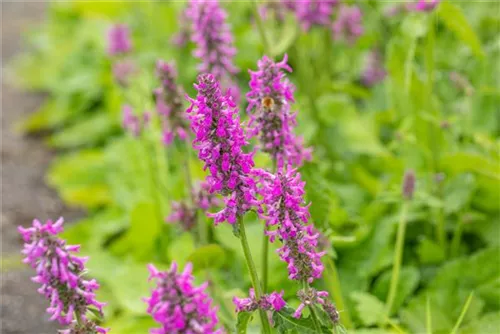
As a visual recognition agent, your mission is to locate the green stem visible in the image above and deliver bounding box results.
[450,213,465,258]
[261,159,277,293]
[302,281,322,332]
[450,292,474,334]
[252,0,272,56]
[324,256,353,328]
[144,140,163,224]
[238,216,271,334]
[385,201,409,319]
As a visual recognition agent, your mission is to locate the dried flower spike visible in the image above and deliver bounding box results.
[187,74,259,225]
[402,169,416,200]
[18,218,108,333]
[155,60,188,145]
[145,262,222,334]
[247,55,312,168]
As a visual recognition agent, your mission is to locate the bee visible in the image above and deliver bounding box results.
[262,96,275,111]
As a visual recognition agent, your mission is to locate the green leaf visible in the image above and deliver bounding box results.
[273,307,330,334]
[373,267,420,314]
[402,248,500,333]
[236,311,254,334]
[112,202,161,261]
[441,152,500,181]
[167,233,195,267]
[48,112,119,149]
[417,237,446,264]
[437,2,485,59]
[187,244,227,272]
[351,292,385,326]
[459,311,500,334]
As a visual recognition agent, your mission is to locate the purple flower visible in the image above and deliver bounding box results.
[107,24,132,56]
[167,181,221,232]
[122,104,150,137]
[233,288,286,313]
[294,288,339,325]
[361,49,386,87]
[294,0,338,31]
[112,59,136,87]
[259,168,325,283]
[409,0,440,12]
[18,218,107,333]
[145,262,222,334]
[246,55,312,168]
[186,0,240,101]
[155,60,188,145]
[167,202,197,232]
[332,5,364,44]
[187,74,258,225]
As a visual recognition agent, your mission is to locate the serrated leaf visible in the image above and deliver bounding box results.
[187,244,227,272]
[351,292,385,326]
[236,311,254,334]
[273,307,330,334]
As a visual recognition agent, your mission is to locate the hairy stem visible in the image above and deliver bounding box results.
[385,201,409,318]
[238,216,271,333]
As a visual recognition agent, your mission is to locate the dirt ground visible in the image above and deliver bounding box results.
[1,3,81,333]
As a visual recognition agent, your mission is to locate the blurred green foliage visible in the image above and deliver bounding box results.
[8,1,499,333]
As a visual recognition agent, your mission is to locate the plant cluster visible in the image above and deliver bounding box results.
[11,0,499,333]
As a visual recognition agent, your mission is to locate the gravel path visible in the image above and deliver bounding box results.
[1,3,80,333]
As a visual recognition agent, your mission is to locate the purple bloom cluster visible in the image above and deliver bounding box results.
[233,288,286,313]
[332,5,364,44]
[187,74,258,225]
[294,288,339,323]
[186,0,239,100]
[247,55,312,168]
[260,168,325,283]
[122,104,150,137]
[410,0,440,12]
[112,59,136,87]
[154,60,188,145]
[294,0,338,31]
[361,49,386,87]
[145,262,222,334]
[107,24,132,56]
[167,181,220,232]
[18,218,107,333]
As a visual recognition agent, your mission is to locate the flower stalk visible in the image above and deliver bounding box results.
[238,216,272,333]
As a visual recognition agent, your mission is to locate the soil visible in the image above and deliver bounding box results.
[1,3,81,333]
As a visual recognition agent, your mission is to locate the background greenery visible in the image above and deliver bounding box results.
[9,1,499,333]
